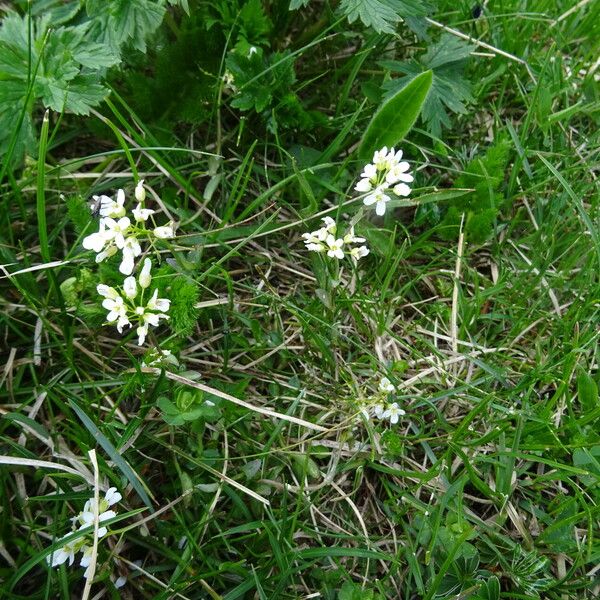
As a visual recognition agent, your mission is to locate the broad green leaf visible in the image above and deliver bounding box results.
[577,371,599,411]
[358,69,432,160]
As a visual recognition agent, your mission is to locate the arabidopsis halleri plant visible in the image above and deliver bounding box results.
[84,182,173,346]
[47,487,122,579]
[355,146,413,216]
[359,375,406,426]
[97,259,170,345]
[83,183,175,275]
[302,217,369,262]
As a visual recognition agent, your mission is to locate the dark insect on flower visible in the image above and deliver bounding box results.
[89,195,110,218]
[472,3,482,18]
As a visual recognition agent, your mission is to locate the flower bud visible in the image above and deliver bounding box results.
[139,258,152,289]
[135,180,145,202]
[123,276,137,299]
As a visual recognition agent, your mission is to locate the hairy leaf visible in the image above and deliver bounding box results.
[359,69,432,160]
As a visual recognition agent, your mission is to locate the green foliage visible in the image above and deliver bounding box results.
[382,34,474,136]
[168,275,200,337]
[339,0,431,34]
[158,386,220,426]
[0,1,177,162]
[338,580,384,599]
[225,47,317,131]
[438,136,512,242]
[85,0,166,54]
[359,69,432,160]
[0,12,119,159]
[208,0,272,55]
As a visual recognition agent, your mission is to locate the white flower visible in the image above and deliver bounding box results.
[154,222,174,239]
[102,295,130,333]
[97,189,126,219]
[136,323,149,346]
[115,576,127,588]
[372,146,389,167]
[325,234,345,259]
[139,257,152,289]
[104,216,131,249]
[382,402,405,425]
[374,404,386,419]
[123,276,137,300]
[379,376,396,393]
[386,161,413,185]
[350,245,369,261]
[119,237,141,275]
[47,535,76,567]
[134,290,170,346]
[132,202,155,222]
[104,487,122,507]
[78,507,116,538]
[356,146,413,204]
[321,216,337,234]
[134,180,146,203]
[97,284,119,300]
[393,182,412,197]
[364,185,391,216]
[96,245,118,264]
[343,227,365,244]
[83,221,112,254]
[306,242,325,252]
[147,288,170,313]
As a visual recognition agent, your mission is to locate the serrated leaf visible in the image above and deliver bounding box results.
[359,69,432,160]
[382,34,474,136]
[86,0,166,54]
[340,0,430,33]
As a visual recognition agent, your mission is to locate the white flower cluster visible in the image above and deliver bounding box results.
[355,146,414,216]
[360,376,406,425]
[302,217,370,262]
[82,181,172,345]
[98,258,170,345]
[83,181,174,276]
[47,487,121,579]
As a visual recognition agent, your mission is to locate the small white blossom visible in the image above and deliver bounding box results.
[343,227,365,244]
[303,220,369,262]
[96,189,126,219]
[355,146,414,213]
[349,245,369,261]
[132,202,155,222]
[47,535,76,567]
[97,284,119,300]
[104,216,131,249]
[382,402,405,425]
[379,376,396,393]
[82,221,112,254]
[104,487,122,507]
[325,234,345,260]
[119,236,141,275]
[47,487,122,578]
[154,223,174,239]
[364,185,391,216]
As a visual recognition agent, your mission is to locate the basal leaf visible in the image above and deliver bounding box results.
[359,69,432,160]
